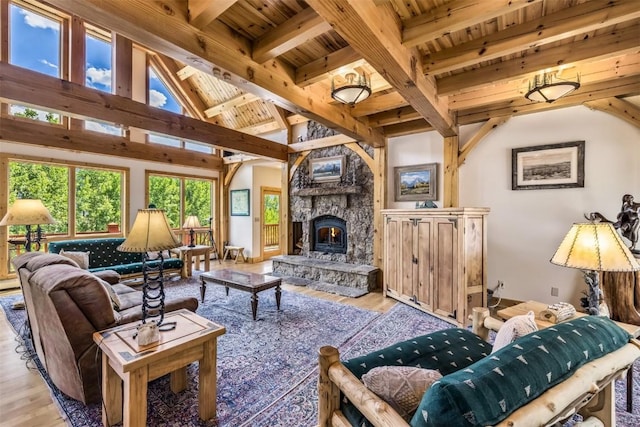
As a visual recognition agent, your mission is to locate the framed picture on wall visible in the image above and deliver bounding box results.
[230,189,250,216]
[394,163,437,201]
[309,156,344,182]
[512,141,585,190]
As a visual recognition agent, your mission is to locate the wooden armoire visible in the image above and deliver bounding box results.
[382,208,489,327]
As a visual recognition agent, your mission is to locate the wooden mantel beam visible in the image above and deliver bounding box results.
[44,0,385,147]
[0,62,288,161]
[307,0,457,138]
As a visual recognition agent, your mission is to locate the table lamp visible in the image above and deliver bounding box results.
[0,199,56,252]
[183,215,201,247]
[550,222,640,315]
[117,208,181,345]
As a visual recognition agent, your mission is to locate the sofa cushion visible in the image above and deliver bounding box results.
[60,250,90,269]
[491,311,538,353]
[92,270,121,285]
[411,316,631,427]
[362,366,442,420]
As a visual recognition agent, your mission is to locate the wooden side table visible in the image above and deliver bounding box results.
[498,300,640,413]
[223,245,246,263]
[171,245,211,277]
[93,310,226,427]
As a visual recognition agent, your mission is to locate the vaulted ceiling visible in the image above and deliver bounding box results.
[45,0,640,154]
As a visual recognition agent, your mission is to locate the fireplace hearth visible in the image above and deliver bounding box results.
[312,215,347,254]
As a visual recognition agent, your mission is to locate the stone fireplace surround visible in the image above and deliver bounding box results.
[271,136,379,295]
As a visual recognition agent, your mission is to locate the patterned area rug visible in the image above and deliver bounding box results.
[0,276,381,427]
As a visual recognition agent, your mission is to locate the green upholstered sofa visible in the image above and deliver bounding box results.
[318,307,640,427]
[48,238,183,278]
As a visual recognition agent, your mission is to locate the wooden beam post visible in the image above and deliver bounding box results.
[373,145,386,269]
[443,135,459,208]
[280,162,290,255]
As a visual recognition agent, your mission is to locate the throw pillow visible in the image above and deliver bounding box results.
[362,366,442,420]
[491,310,538,353]
[98,277,122,310]
[146,250,172,260]
[59,249,90,269]
[93,270,121,285]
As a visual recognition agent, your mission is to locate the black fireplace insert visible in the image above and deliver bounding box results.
[311,215,347,254]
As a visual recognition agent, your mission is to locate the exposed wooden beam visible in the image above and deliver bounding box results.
[423,0,640,75]
[289,151,311,182]
[264,102,290,137]
[345,142,374,171]
[584,97,640,129]
[383,120,433,137]
[438,23,640,95]
[0,62,288,161]
[308,0,456,137]
[113,34,132,98]
[295,46,362,87]
[443,136,459,208]
[252,8,332,64]
[287,114,310,126]
[223,162,242,186]
[0,116,223,169]
[288,134,356,153]
[45,0,386,147]
[458,116,510,166]
[188,0,237,30]
[176,65,198,81]
[457,75,640,124]
[204,93,261,118]
[403,0,542,48]
[237,120,281,136]
[350,92,409,117]
[368,106,421,128]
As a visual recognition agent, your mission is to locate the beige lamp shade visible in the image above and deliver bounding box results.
[0,199,56,226]
[550,222,640,272]
[183,215,201,229]
[117,209,181,252]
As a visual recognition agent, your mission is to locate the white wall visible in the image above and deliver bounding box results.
[388,105,640,307]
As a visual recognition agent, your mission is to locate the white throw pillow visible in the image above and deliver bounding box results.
[59,249,90,269]
[362,366,442,420]
[491,310,538,353]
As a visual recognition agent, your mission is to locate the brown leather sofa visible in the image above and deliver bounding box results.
[12,252,198,404]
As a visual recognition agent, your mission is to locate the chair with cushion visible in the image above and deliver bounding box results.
[12,251,198,404]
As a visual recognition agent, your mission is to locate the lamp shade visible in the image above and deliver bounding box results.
[550,222,640,272]
[183,215,201,229]
[331,72,371,105]
[117,209,180,252]
[525,73,580,103]
[0,199,55,226]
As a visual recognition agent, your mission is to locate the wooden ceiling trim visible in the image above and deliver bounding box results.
[237,119,281,135]
[223,162,241,186]
[423,0,640,75]
[0,62,288,161]
[402,0,543,48]
[295,46,362,87]
[288,133,355,152]
[351,92,409,117]
[286,114,310,126]
[308,0,456,137]
[252,8,332,64]
[289,150,310,182]
[584,97,640,129]
[264,102,289,132]
[383,119,433,137]
[458,116,510,167]
[368,106,422,128]
[345,142,374,171]
[46,0,385,146]
[176,65,198,81]
[457,75,640,124]
[0,116,223,169]
[188,0,237,30]
[438,23,640,95]
[204,93,261,118]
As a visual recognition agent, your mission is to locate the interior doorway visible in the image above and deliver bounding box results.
[261,186,281,259]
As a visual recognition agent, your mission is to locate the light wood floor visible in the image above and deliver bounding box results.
[0,260,396,426]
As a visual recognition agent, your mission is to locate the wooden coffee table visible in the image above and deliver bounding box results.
[93,310,225,427]
[199,269,282,320]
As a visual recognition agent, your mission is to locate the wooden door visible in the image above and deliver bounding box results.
[414,218,432,309]
[260,187,281,259]
[383,216,401,296]
[432,217,458,320]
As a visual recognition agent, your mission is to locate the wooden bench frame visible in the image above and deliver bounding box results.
[318,307,640,427]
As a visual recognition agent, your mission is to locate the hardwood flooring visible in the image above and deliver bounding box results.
[0,260,395,426]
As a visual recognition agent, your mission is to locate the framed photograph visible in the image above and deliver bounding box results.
[309,156,345,182]
[394,163,437,201]
[230,189,250,216]
[512,141,585,190]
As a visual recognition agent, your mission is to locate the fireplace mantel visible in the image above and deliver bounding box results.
[291,185,362,197]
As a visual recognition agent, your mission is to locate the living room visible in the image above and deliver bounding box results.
[1,0,639,426]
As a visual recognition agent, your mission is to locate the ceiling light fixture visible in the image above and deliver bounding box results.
[331,72,371,105]
[525,72,580,103]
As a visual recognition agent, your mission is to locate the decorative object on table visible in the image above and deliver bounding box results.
[0,199,55,252]
[117,208,182,344]
[550,222,640,315]
[587,193,640,255]
[512,140,584,190]
[230,189,250,216]
[415,200,438,209]
[309,156,345,182]
[394,163,437,201]
[538,302,577,323]
[182,215,201,247]
[525,71,580,103]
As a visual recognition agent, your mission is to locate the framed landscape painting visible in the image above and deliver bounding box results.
[230,189,250,216]
[394,163,437,201]
[512,141,585,190]
[310,156,344,182]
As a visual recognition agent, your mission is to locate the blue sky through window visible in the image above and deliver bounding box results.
[86,33,112,93]
[10,4,60,77]
[149,68,181,113]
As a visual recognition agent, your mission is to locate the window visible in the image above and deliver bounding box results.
[75,168,122,234]
[147,172,215,230]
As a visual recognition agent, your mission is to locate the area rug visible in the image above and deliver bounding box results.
[0,276,381,427]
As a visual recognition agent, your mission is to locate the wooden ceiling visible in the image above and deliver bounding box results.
[45,0,640,154]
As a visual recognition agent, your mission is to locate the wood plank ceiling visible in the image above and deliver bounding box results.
[45,0,640,156]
